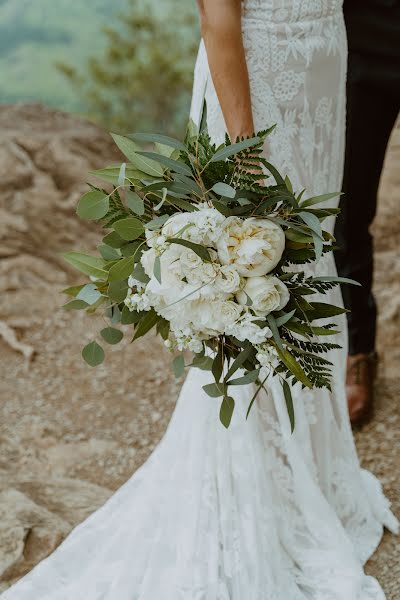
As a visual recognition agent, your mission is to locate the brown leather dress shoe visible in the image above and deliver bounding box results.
[346,352,377,426]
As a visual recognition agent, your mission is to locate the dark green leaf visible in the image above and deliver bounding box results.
[132,309,159,341]
[62,252,107,279]
[62,285,85,297]
[220,395,235,428]
[300,192,340,208]
[275,346,312,388]
[191,354,214,370]
[128,132,186,151]
[126,190,145,216]
[132,262,149,284]
[308,302,349,319]
[76,191,109,220]
[212,343,224,382]
[168,238,211,262]
[113,217,144,241]
[111,134,164,176]
[103,231,125,248]
[227,369,260,386]
[108,280,129,303]
[121,306,143,324]
[138,151,192,176]
[154,255,162,283]
[225,343,254,380]
[108,257,135,283]
[275,310,296,327]
[312,276,361,286]
[266,314,283,351]
[282,379,295,433]
[100,327,123,345]
[211,182,236,198]
[62,299,89,311]
[82,341,105,367]
[210,136,261,163]
[173,355,185,378]
[202,382,225,398]
[98,244,120,261]
[121,241,142,258]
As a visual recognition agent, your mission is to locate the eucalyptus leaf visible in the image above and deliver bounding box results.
[210,136,261,163]
[126,190,145,216]
[168,238,211,263]
[145,214,170,231]
[108,280,129,303]
[100,327,124,345]
[132,309,159,341]
[82,341,105,367]
[202,382,226,398]
[76,191,109,221]
[300,192,340,208]
[114,217,144,241]
[62,285,85,297]
[225,343,254,380]
[173,355,185,378]
[108,257,135,283]
[312,276,361,286]
[76,283,102,306]
[211,182,236,198]
[220,395,235,429]
[275,347,312,388]
[62,299,89,311]
[128,132,186,151]
[98,244,120,261]
[138,152,192,176]
[266,314,284,351]
[275,310,296,327]
[103,231,125,249]
[227,369,260,386]
[282,379,295,433]
[111,134,164,176]
[121,306,142,325]
[154,255,162,283]
[63,252,107,279]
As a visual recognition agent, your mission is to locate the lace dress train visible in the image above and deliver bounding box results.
[1,1,397,599]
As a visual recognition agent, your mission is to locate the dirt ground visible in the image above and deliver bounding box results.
[0,105,398,595]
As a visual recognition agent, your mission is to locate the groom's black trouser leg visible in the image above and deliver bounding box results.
[335,44,400,355]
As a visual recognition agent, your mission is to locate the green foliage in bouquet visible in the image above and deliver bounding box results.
[63,120,358,431]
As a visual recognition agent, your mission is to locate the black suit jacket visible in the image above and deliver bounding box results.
[344,0,400,60]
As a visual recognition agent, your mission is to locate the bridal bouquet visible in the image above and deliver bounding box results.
[63,122,356,429]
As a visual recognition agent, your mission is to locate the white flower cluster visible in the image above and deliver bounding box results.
[124,206,289,352]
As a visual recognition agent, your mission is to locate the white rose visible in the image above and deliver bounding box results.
[214,265,241,295]
[179,248,203,276]
[225,312,272,344]
[185,299,242,336]
[140,248,156,277]
[162,212,196,240]
[216,217,285,277]
[237,276,290,316]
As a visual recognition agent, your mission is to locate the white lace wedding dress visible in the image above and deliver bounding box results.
[2,1,398,599]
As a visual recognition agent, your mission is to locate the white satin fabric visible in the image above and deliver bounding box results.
[1,1,398,599]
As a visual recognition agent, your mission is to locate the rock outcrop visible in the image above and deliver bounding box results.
[0,105,398,596]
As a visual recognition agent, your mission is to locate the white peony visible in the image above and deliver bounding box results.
[225,312,272,344]
[216,217,285,277]
[214,265,241,295]
[237,276,290,316]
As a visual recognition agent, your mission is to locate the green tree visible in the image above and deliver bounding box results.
[57,0,198,135]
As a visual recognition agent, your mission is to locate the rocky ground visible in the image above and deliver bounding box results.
[0,104,398,595]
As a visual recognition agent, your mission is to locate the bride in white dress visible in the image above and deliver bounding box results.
[2,1,397,599]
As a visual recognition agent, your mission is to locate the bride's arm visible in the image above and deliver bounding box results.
[197,0,254,141]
